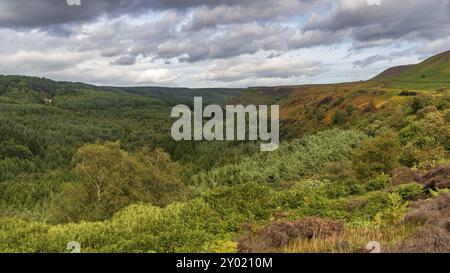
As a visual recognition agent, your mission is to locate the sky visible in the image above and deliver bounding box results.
[0,0,449,88]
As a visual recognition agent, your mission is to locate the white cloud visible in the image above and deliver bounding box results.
[0,50,89,74]
[197,56,324,82]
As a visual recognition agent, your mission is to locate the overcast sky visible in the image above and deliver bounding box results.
[0,0,449,87]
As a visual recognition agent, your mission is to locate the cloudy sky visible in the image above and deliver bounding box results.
[0,0,449,87]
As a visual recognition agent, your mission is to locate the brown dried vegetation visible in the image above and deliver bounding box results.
[238,217,345,253]
[391,165,450,190]
[394,193,450,252]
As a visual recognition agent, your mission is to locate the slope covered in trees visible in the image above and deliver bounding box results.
[114,86,244,105]
[0,51,449,253]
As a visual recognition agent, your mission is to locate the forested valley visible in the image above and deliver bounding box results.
[0,51,449,253]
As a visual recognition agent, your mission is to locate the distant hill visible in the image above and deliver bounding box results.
[230,50,450,138]
[0,75,244,105]
[372,64,416,80]
[372,50,450,89]
[112,86,244,105]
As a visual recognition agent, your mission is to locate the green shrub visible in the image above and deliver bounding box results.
[394,183,424,200]
[0,143,33,159]
[353,131,401,179]
[203,183,281,231]
[192,129,367,187]
[0,200,228,253]
[365,174,392,192]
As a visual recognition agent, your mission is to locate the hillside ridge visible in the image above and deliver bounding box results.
[371,50,450,88]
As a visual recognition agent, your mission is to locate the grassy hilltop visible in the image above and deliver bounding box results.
[373,50,450,89]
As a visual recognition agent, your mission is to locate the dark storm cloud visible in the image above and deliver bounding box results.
[111,55,137,66]
[353,49,422,68]
[305,0,450,46]
[24,0,330,64]
[182,0,319,31]
[0,0,316,29]
[353,54,390,67]
[0,0,208,29]
[81,20,336,63]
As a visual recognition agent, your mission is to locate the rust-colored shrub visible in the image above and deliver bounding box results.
[395,193,450,253]
[422,164,450,190]
[346,199,368,212]
[238,217,345,253]
[390,165,450,190]
[391,167,421,186]
[293,217,345,240]
[317,96,334,107]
